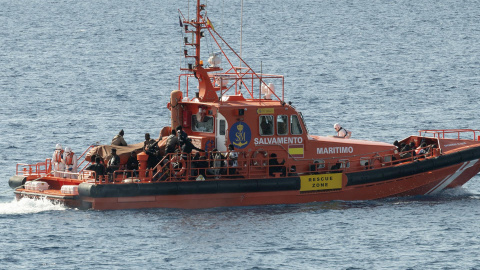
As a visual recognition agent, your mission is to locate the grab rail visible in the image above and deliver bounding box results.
[419,129,480,140]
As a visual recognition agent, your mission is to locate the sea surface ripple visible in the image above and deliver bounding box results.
[1,0,480,269]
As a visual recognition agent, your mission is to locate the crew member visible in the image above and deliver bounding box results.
[334,123,351,139]
[52,144,65,177]
[111,129,127,146]
[63,147,78,179]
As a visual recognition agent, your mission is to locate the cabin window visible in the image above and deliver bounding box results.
[259,115,274,136]
[219,120,226,135]
[191,115,214,133]
[277,115,288,135]
[291,115,303,135]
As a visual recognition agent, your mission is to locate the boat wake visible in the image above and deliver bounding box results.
[383,187,480,205]
[0,197,66,215]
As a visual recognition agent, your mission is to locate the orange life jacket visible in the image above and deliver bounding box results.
[54,150,64,163]
[65,152,75,166]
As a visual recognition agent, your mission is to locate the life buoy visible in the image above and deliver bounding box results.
[370,154,382,169]
[170,155,186,179]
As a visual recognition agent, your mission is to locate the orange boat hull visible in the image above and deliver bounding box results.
[13,158,474,210]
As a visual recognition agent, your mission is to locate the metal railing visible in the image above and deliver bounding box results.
[419,129,480,140]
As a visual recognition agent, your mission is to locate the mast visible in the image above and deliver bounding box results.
[179,0,285,103]
[180,0,221,103]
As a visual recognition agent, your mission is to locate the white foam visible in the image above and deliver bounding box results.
[0,197,66,215]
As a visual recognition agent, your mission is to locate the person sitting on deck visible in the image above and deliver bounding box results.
[393,140,401,152]
[399,142,412,159]
[196,155,209,180]
[106,148,121,181]
[126,151,139,177]
[415,142,427,156]
[410,141,416,156]
[288,165,298,176]
[269,153,286,177]
[111,129,127,146]
[86,156,106,181]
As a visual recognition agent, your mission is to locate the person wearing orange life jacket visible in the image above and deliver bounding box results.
[52,144,65,177]
[334,123,352,139]
[63,147,78,179]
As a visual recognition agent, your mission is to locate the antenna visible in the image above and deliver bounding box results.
[239,0,243,67]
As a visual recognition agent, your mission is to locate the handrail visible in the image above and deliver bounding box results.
[177,68,285,102]
[77,145,95,172]
[16,138,453,184]
[16,159,52,176]
[419,129,480,140]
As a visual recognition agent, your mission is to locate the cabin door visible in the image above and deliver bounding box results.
[216,113,228,152]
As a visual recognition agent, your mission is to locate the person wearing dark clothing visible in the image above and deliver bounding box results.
[176,125,188,147]
[393,140,401,151]
[191,152,201,177]
[126,151,139,177]
[144,133,159,169]
[400,143,412,159]
[165,129,179,155]
[269,153,286,177]
[409,141,416,156]
[143,133,157,151]
[288,165,298,176]
[181,138,205,154]
[107,148,121,175]
[86,156,106,181]
[198,156,208,178]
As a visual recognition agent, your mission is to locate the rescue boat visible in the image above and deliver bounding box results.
[9,1,480,210]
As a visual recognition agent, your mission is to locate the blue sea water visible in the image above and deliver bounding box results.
[1,0,480,269]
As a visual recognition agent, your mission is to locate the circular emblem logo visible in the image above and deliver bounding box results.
[229,121,251,149]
